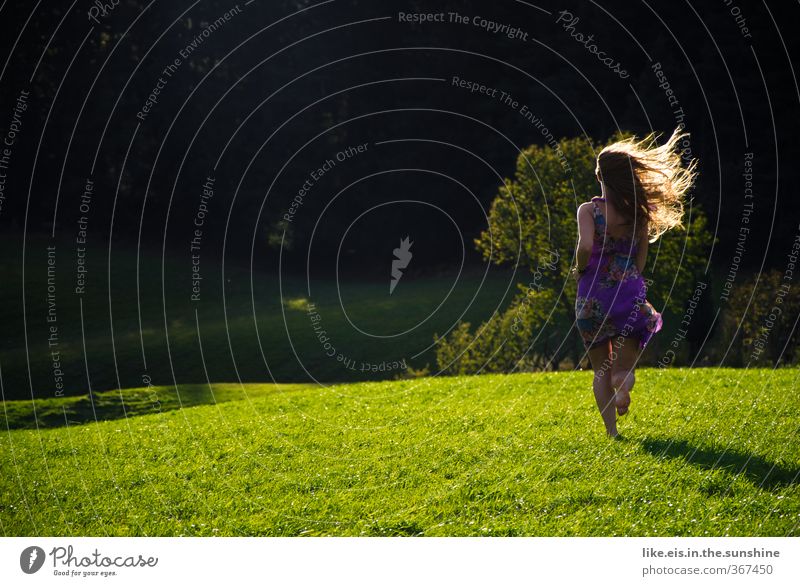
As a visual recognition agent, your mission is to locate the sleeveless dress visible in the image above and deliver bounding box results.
[575,197,662,350]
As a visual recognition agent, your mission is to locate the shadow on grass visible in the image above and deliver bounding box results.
[639,437,800,490]
[1,383,310,430]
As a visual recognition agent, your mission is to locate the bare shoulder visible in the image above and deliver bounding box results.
[577,201,594,216]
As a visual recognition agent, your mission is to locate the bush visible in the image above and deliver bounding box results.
[726,269,800,366]
[435,134,713,374]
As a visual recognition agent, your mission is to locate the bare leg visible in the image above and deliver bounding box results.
[588,341,617,437]
[611,336,640,416]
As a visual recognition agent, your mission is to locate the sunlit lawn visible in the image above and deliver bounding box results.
[2,368,798,536]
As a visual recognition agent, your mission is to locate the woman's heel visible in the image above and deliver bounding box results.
[612,370,634,416]
[615,390,630,416]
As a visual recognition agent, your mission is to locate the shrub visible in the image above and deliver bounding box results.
[726,269,800,366]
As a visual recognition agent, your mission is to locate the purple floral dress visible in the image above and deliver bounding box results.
[575,197,662,350]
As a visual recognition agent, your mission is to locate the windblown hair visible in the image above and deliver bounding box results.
[596,127,698,243]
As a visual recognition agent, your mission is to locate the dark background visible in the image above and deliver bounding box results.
[0,0,797,399]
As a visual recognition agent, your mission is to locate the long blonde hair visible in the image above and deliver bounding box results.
[596,127,698,242]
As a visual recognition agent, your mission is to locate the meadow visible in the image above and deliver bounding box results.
[0,233,526,400]
[2,368,797,536]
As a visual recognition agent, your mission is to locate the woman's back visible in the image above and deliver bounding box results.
[576,195,662,352]
[590,197,642,258]
[595,198,637,239]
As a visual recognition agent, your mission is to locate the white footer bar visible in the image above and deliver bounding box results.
[1,537,797,585]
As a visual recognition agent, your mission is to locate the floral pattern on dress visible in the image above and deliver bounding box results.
[574,196,663,350]
[640,300,663,333]
[599,254,640,289]
[593,213,625,254]
[575,295,618,346]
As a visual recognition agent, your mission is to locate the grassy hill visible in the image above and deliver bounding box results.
[2,368,797,536]
[0,233,527,400]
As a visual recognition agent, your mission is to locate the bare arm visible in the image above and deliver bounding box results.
[575,203,595,271]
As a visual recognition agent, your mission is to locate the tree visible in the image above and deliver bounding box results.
[435,134,714,375]
[726,270,800,366]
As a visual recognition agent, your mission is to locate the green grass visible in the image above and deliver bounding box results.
[0,233,526,399]
[0,382,316,430]
[2,368,798,536]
